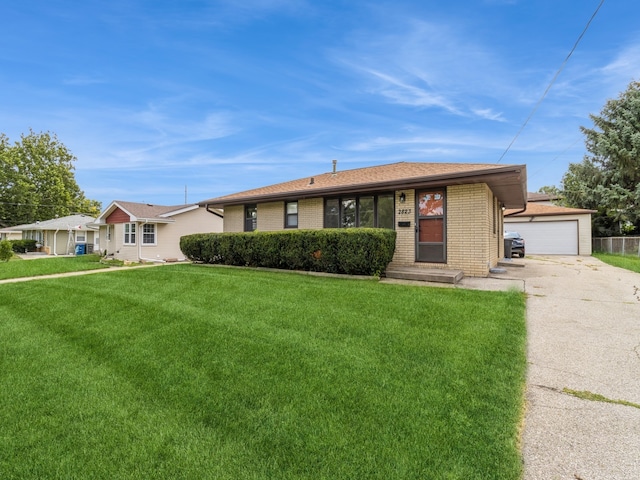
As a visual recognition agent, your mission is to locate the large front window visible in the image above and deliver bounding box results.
[142,224,156,245]
[124,223,136,245]
[324,194,394,228]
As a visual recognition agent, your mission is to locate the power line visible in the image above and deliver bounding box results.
[497,0,605,163]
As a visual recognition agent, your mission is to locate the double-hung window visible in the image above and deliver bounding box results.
[142,224,156,245]
[75,230,86,243]
[285,201,298,228]
[124,223,136,245]
[245,205,257,232]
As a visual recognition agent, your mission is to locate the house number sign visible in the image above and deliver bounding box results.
[397,208,412,215]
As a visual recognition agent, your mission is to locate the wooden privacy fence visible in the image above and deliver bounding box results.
[592,236,640,256]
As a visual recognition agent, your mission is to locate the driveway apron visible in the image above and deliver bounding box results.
[519,256,640,479]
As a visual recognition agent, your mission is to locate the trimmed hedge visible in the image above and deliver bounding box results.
[180,228,397,276]
[9,239,38,253]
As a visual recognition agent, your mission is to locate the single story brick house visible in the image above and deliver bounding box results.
[93,201,223,262]
[199,161,527,277]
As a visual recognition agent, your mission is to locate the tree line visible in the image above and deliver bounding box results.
[541,80,640,236]
[0,130,100,227]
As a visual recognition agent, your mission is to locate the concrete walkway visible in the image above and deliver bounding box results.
[387,255,640,478]
[503,256,640,479]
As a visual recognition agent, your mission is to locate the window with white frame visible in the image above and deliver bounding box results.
[142,224,156,245]
[124,223,136,245]
[75,230,86,243]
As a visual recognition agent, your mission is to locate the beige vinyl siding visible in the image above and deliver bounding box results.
[102,206,222,262]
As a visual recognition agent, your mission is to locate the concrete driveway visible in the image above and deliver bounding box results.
[498,256,640,480]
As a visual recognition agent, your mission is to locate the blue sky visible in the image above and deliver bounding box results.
[2,0,638,209]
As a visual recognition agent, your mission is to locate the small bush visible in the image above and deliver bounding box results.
[0,240,13,262]
[9,239,38,253]
[180,229,397,276]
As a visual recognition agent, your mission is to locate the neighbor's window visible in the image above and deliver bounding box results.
[106,225,111,241]
[285,201,298,228]
[245,205,257,232]
[324,194,394,229]
[142,224,156,245]
[124,223,136,245]
[75,230,86,243]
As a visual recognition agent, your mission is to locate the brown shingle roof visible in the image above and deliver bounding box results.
[114,201,189,219]
[505,203,596,217]
[199,161,528,208]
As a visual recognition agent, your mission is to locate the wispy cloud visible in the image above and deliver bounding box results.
[331,17,519,122]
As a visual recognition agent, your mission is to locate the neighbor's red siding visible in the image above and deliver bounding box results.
[106,208,131,224]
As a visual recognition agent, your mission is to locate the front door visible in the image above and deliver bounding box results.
[416,189,446,263]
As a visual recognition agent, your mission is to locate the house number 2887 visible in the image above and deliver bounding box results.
[397,208,412,215]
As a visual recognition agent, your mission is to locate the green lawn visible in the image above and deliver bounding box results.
[0,254,109,280]
[593,252,640,274]
[0,265,526,479]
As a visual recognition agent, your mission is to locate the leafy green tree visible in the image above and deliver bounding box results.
[0,240,12,262]
[561,80,640,236]
[0,130,101,227]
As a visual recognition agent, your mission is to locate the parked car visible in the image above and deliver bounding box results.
[504,231,525,258]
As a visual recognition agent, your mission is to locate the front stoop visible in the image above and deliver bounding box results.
[384,266,464,284]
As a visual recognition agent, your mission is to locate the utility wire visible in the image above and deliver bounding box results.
[497,0,605,163]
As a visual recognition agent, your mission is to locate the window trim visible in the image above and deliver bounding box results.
[123,222,136,245]
[323,193,395,229]
[284,201,298,229]
[142,223,156,246]
[244,204,257,232]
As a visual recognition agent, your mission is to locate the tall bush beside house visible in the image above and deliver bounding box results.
[0,240,13,262]
[180,229,397,276]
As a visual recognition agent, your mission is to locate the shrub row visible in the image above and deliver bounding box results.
[9,239,38,253]
[180,228,397,276]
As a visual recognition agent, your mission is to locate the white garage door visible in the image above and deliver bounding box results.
[506,220,578,255]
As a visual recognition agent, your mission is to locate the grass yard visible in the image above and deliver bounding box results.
[0,265,526,479]
[593,252,640,274]
[0,254,108,280]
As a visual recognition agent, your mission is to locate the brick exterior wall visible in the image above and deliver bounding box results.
[299,198,323,229]
[225,205,244,232]
[392,190,416,265]
[222,185,500,277]
[258,202,284,231]
[390,184,497,277]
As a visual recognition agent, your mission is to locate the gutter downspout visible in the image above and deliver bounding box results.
[205,204,224,218]
[137,221,166,263]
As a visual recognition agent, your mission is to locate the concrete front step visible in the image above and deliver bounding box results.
[384,266,464,284]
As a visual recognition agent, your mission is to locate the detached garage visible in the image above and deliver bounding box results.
[505,203,595,256]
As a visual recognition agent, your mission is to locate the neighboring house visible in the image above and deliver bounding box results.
[0,226,24,241]
[93,201,223,262]
[10,214,98,255]
[198,161,527,277]
[505,202,596,255]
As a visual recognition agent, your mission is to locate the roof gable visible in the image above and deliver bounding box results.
[96,201,201,224]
